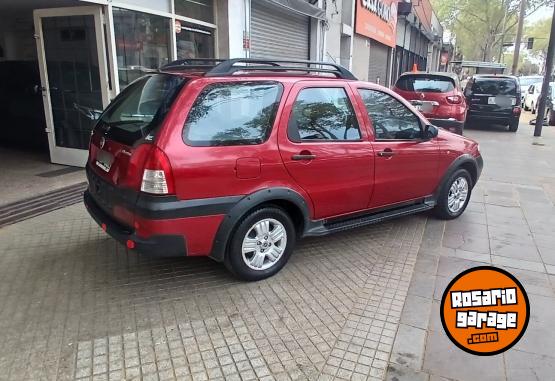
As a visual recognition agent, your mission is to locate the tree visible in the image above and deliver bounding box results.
[525,16,552,71]
[432,0,551,62]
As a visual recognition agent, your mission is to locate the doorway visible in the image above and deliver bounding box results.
[34,6,110,167]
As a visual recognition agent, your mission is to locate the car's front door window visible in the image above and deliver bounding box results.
[358,89,422,140]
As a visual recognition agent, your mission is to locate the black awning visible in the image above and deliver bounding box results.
[262,0,326,20]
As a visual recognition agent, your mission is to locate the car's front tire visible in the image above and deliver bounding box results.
[225,206,296,281]
[434,169,472,220]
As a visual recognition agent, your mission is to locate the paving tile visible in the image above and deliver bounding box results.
[490,239,543,262]
[491,255,546,273]
[422,330,505,381]
[440,246,491,264]
[400,295,432,330]
[505,349,555,381]
[386,364,430,381]
[390,324,426,370]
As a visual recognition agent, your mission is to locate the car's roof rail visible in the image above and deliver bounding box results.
[160,58,227,71]
[205,58,357,80]
[160,58,357,80]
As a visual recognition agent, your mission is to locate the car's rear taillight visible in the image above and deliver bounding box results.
[513,106,522,115]
[446,95,463,104]
[140,146,175,195]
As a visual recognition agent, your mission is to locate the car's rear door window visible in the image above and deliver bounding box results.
[287,87,361,142]
[471,78,517,95]
[184,81,283,146]
[396,75,455,93]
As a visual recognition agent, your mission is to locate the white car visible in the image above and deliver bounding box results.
[524,82,543,114]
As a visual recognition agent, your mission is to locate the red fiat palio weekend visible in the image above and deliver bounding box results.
[84,59,483,281]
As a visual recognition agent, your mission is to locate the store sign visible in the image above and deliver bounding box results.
[355,0,397,48]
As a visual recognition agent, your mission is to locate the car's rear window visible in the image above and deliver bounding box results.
[183,81,283,146]
[396,75,455,93]
[97,74,185,145]
[471,78,517,96]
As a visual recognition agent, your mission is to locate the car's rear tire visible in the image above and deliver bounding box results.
[509,120,519,132]
[434,169,473,220]
[531,102,536,114]
[225,207,296,281]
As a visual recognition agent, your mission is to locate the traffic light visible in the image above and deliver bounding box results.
[527,37,534,49]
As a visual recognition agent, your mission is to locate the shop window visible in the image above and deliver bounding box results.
[175,0,214,23]
[113,8,171,89]
[176,23,215,59]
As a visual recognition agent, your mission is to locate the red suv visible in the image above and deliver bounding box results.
[393,72,467,135]
[84,59,482,281]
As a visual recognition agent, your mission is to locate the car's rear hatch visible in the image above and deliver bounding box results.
[393,74,462,119]
[466,77,518,115]
[87,73,186,225]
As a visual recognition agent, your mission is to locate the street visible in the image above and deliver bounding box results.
[0,113,554,381]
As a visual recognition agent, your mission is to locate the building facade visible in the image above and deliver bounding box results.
[0,0,443,167]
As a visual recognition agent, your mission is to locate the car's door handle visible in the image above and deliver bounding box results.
[292,152,316,160]
[377,149,395,157]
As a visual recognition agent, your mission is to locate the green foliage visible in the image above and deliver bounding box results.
[432,0,551,61]
[526,16,551,56]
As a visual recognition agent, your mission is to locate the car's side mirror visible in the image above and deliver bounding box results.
[422,124,439,140]
[529,88,534,94]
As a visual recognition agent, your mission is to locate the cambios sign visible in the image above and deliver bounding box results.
[355,0,398,48]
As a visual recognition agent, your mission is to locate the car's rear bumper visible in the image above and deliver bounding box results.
[467,111,519,126]
[84,190,187,256]
[429,118,464,135]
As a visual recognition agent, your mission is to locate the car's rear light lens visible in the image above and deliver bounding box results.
[446,95,463,104]
[513,106,521,115]
[140,146,175,195]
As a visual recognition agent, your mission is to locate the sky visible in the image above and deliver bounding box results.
[526,5,553,24]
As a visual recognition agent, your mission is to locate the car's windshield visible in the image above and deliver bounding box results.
[396,75,455,93]
[98,74,185,143]
[471,78,517,96]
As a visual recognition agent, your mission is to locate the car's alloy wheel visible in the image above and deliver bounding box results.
[226,207,296,281]
[447,177,469,214]
[434,168,472,220]
[241,218,287,271]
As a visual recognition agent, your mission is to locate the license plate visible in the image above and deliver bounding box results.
[411,101,433,113]
[95,150,113,173]
[488,96,515,106]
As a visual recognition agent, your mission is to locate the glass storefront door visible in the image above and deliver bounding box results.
[34,7,110,167]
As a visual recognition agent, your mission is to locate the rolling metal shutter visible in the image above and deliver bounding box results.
[368,41,390,86]
[250,0,310,60]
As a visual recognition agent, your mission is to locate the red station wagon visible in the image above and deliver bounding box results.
[84,59,483,281]
[393,72,467,135]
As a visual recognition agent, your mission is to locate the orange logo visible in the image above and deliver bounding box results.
[440,266,529,356]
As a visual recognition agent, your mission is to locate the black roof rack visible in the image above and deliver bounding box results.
[160,58,227,71]
[206,58,357,80]
[160,58,357,80]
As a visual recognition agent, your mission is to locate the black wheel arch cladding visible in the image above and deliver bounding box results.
[210,187,311,262]
[434,154,479,200]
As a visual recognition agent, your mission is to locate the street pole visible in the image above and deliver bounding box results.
[512,0,526,74]
[498,0,508,63]
[534,5,555,137]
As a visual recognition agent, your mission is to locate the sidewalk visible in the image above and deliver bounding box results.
[386,115,555,381]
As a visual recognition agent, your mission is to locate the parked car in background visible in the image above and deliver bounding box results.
[84,59,483,281]
[464,75,521,132]
[518,75,543,107]
[523,82,543,113]
[544,83,555,125]
[393,72,466,135]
